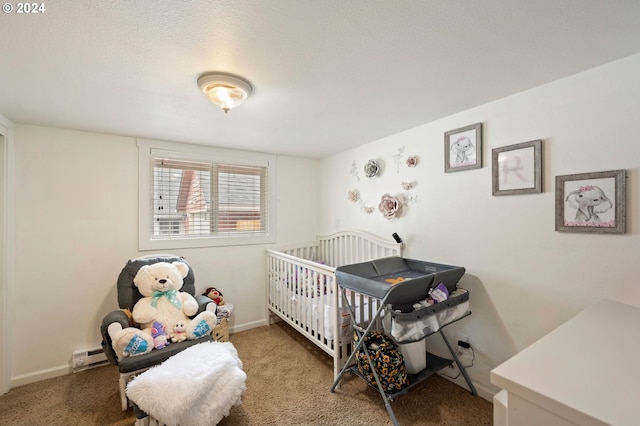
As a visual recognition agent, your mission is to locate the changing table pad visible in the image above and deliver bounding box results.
[335,257,465,310]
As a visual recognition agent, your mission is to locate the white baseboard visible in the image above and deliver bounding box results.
[11,364,71,388]
[10,319,268,389]
[473,382,498,402]
[229,319,267,334]
[438,372,497,402]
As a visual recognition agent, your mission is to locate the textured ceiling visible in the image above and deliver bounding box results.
[2,1,640,158]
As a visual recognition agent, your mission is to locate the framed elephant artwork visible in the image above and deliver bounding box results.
[555,169,626,234]
[444,122,482,173]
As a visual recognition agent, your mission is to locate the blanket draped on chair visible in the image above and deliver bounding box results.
[126,341,246,426]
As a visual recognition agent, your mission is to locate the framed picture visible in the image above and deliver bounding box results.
[444,122,482,173]
[492,139,542,196]
[555,169,626,234]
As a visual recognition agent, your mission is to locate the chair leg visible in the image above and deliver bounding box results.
[134,416,150,426]
[120,374,128,411]
[120,368,150,411]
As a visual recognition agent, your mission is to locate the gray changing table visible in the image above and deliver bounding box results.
[329,256,477,426]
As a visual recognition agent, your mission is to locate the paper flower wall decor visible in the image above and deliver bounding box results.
[378,193,401,219]
[401,181,414,190]
[350,160,360,181]
[347,189,359,203]
[406,155,418,167]
[393,146,405,173]
[364,159,380,178]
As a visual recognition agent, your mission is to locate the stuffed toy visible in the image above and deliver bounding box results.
[121,308,138,327]
[203,286,225,305]
[108,261,217,358]
[171,320,187,343]
[151,320,170,349]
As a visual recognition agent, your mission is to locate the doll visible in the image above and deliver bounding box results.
[203,286,225,305]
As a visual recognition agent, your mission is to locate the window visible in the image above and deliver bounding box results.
[138,139,276,250]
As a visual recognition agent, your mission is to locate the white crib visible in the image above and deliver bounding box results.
[266,230,403,379]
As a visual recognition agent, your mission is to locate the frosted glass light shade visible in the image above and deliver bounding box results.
[197,73,253,113]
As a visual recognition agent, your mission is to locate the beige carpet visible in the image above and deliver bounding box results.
[1,322,492,425]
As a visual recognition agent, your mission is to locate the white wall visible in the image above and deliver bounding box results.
[319,53,640,399]
[0,113,14,395]
[7,54,639,396]
[10,125,319,385]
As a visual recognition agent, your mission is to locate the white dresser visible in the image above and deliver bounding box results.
[491,299,640,426]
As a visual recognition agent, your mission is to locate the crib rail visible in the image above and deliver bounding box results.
[279,242,320,260]
[266,249,339,354]
[266,230,403,379]
[318,230,403,267]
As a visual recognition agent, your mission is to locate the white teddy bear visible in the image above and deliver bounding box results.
[108,261,217,358]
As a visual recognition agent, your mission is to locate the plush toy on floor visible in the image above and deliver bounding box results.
[108,261,217,358]
[203,286,225,305]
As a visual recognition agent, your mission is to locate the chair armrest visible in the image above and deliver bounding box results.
[195,294,216,315]
[101,310,130,366]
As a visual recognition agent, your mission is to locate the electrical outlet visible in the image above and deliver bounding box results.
[454,333,469,344]
[452,347,473,365]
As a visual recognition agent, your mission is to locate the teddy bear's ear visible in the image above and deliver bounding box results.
[133,265,150,288]
[172,261,189,278]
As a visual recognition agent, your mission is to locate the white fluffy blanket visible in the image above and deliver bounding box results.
[126,341,246,426]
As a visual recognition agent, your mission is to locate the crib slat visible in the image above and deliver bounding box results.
[266,230,402,380]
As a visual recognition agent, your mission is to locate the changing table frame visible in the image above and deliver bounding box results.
[329,260,477,426]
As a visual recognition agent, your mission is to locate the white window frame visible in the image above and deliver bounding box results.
[138,138,276,250]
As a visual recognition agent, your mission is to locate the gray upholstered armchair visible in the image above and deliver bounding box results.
[100,254,215,410]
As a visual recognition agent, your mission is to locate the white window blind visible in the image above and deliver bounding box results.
[152,156,269,240]
[214,164,268,235]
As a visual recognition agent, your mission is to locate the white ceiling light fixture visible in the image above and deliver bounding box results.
[197,72,253,114]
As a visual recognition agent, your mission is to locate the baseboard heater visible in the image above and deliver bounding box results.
[72,347,109,373]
